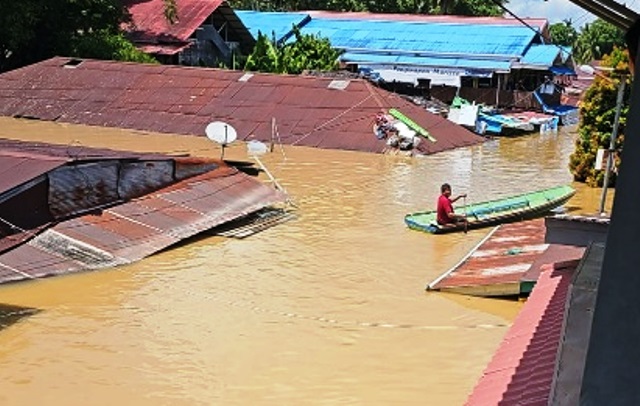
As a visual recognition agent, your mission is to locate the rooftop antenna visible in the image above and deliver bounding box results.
[247,140,296,207]
[205,121,237,160]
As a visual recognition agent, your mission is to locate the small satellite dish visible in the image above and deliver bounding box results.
[205,121,237,145]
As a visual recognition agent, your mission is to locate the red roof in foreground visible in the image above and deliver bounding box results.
[0,57,482,155]
[465,261,576,405]
[123,0,224,43]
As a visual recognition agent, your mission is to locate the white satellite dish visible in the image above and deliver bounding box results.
[205,121,237,145]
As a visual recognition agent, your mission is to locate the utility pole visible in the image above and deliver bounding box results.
[599,75,626,215]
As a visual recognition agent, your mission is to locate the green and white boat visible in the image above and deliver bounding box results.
[404,185,576,234]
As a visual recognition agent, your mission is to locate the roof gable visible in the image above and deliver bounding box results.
[123,0,225,43]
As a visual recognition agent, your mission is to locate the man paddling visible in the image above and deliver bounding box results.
[436,183,468,227]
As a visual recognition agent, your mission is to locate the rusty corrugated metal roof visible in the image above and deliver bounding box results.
[0,138,286,284]
[428,219,548,296]
[0,138,172,196]
[0,166,285,285]
[0,57,483,155]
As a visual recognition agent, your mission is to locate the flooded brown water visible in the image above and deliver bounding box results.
[0,118,605,405]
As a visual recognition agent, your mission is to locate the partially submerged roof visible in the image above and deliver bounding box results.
[428,219,549,296]
[0,139,286,284]
[0,138,172,196]
[0,57,482,155]
[0,166,285,285]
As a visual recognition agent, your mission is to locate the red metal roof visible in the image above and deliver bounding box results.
[428,219,548,296]
[0,57,483,155]
[123,0,224,43]
[465,261,576,405]
[0,166,285,284]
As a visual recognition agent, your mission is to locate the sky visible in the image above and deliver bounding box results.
[507,0,640,28]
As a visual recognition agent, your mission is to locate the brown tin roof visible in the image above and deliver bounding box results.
[0,166,285,285]
[0,138,173,196]
[0,57,483,155]
[0,139,286,284]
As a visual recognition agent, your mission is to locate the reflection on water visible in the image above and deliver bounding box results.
[0,118,599,405]
[0,303,39,332]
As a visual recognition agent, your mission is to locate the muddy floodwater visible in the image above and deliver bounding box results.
[0,118,605,405]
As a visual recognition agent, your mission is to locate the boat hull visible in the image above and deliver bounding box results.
[404,185,576,235]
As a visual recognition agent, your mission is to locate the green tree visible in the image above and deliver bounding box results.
[574,19,625,64]
[0,0,155,73]
[244,32,281,72]
[549,19,578,47]
[569,47,631,186]
[245,27,341,74]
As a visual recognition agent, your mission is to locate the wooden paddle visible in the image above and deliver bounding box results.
[463,196,468,234]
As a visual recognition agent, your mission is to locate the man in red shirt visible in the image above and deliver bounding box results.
[436,183,467,226]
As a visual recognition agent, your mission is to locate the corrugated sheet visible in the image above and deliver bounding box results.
[48,161,121,219]
[341,52,513,71]
[428,219,548,296]
[236,10,310,43]
[465,263,575,406]
[300,19,536,57]
[520,44,561,67]
[0,166,286,284]
[0,57,483,156]
[0,154,66,197]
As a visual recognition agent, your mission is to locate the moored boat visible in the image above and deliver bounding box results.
[404,185,576,234]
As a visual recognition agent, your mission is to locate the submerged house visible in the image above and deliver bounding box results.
[0,57,482,156]
[122,0,255,66]
[0,138,286,284]
[237,11,577,116]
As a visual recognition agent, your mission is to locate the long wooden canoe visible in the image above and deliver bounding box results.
[404,185,576,234]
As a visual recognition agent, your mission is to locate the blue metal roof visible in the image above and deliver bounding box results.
[341,52,512,71]
[235,11,309,43]
[520,44,561,66]
[300,18,538,58]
